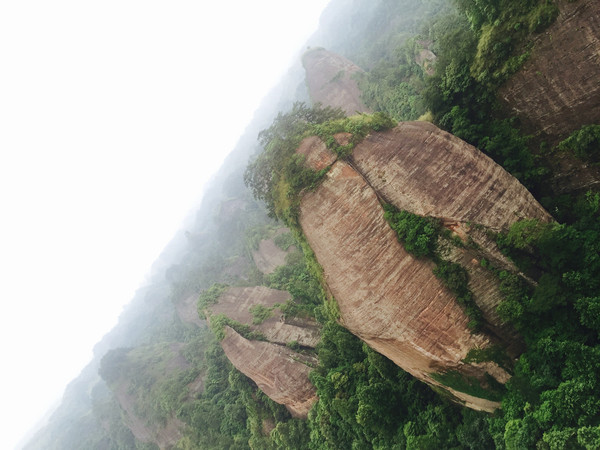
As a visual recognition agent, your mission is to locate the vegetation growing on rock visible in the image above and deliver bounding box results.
[27,0,600,449]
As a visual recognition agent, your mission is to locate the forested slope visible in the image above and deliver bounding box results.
[26,1,600,449]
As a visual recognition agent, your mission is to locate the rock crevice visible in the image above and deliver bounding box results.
[220,326,317,418]
[207,286,319,418]
[296,121,553,411]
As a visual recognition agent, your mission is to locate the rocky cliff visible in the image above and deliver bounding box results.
[352,121,553,347]
[207,286,319,418]
[296,121,552,411]
[498,0,600,194]
[352,122,553,230]
[499,0,600,141]
[220,327,317,418]
[209,286,320,348]
[302,48,371,116]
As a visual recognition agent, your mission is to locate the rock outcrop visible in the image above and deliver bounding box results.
[498,0,600,194]
[302,48,371,115]
[296,135,337,171]
[351,121,553,351]
[220,326,317,418]
[415,40,437,76]
[207,286,319,417]
[296,122,553,411]
[499,0,600,140]
[209,286,320,348]
[252,228,295,275]
[352,122,553,230]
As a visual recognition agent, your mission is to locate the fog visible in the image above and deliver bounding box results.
[0,1,330,448]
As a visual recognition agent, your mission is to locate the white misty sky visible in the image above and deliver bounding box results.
[0,1,330,448]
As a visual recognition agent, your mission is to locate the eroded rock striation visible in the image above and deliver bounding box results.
[351,121,554,351]
[352,122,553,230]
[296,121,553,411]
[302,48,371,115]
[207,286,319,417]
[499,0,600,193]
[209,286,320,348]
[499,0,600,140]
[220,326,317,418]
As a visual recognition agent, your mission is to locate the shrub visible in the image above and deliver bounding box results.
[197,283,228,319]
[286,340,300,351]
[273,232,295,251]
[249,304,274,325]
[558,124,600,162]
[383,204,440,258]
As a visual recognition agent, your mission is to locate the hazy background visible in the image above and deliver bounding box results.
[0,1,330,448]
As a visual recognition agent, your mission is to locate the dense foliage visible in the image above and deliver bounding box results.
[242,1,600,446]
[484,193,600,449]
[31,0,600,448]
[244,102,346,218]
[383,203,484,330]
[244,103,395,221]
[383,204,440,258]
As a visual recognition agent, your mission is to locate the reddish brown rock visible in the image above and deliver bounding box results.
[302,48,371,116]
[350,122,553,341]
[352,122,537,306]
[207,286,320,417]
[299,160,507,411]
[294,120,560,409]
[220,326,317,418]
[333,132,352,146]
[352,122,553,231]
[499,0,600,140]
[296,135,337,171]
[209,286,320,348]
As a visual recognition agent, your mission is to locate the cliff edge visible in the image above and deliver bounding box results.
[296,122,552,411]
[206,286,319,418]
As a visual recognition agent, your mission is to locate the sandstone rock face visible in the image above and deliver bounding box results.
[296,122,554,410]
[210,286,320,348]
[499,0,600,140]
[352,122,554,231]
[207,286,320,417]
[299,160,506,411]
[220,326,317,418]
[302,48,371,115]
[351,121,553,344]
